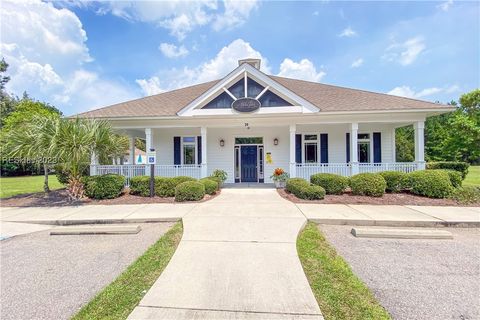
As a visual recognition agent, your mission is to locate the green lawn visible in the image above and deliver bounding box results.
[0,175,64,198]
[464,166,480,186]
[297,222,391,320]
[72,222,183,320]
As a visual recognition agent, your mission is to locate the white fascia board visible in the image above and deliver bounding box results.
[177,63,320,117]
[189,106,304,116]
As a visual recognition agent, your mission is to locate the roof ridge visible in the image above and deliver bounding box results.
[270,75,447,107]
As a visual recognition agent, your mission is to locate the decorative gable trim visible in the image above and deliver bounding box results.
[177,63,320,116]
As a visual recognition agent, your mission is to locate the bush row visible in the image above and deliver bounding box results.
[286,178,326,200]
[426,161,469,179]
[305,168,464,200]
[129,175,221,201]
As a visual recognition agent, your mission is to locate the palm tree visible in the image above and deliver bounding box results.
[53,117,128,199]
[4,114,59,193]
[5,115,128,199]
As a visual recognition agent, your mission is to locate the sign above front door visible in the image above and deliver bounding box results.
[232,97,261,113]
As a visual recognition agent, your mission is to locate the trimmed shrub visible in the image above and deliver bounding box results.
[200,178,218,195]
[83,174,125,199]
[207,176,222,189]
[155,177,178,197]
[129,176,150,196]
[426,161,469,180]
[286,178,326,200]
[404,170,453,198]
[437,170,462,188]
[310,173,349,195]
[175,181,205,202]
[54,165,70,185]
[172,176,196,185]
[379,171,406,193]
[211,169,228,183]
[350,173,386,197]
[451,186,480,204]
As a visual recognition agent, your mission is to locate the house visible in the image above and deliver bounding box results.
[78,58,454,184]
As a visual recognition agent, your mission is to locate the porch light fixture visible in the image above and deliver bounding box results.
[274,138,279,146]
[220,139,225,147]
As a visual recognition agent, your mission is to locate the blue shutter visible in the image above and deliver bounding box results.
[373,132,382,163]
[320,134,328,163]
[174,136,181,165]
[295,134,302,163]
[197,136,202,164]
[346,133,350,163]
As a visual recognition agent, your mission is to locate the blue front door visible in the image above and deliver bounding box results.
[241,146,258,182]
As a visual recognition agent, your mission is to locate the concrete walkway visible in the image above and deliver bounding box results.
[128,189,323,320]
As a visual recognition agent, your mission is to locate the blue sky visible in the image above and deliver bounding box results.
[1,0,478,115]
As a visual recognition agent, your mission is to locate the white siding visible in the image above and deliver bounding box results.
[149,123,397,182]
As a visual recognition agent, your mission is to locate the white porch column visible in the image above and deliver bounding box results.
[289,124,296,178]
[391,126,396,163]
[414,121,425,170]
[201,126,208,178]
[90,151,98,175]
[145,128,152,152]
[129,136,135,165]
[350,123,359,175]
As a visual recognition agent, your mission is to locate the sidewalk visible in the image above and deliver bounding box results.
[128,188,323,320]
[297,204,480,227]
[1,203,479,227]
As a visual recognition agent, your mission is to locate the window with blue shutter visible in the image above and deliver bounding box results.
[320,134,328,163]
[373,132,382,163]
[197,136,202,164]
[173,136,181,165]
[295,134,302,163]
[346,133,350,163]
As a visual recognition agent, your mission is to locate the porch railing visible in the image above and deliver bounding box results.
[295,162,418,180]
[296,163,351,178]
[90,164,202,186]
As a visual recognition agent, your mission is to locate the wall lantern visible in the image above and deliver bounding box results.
[219,139,225,147]
[274,138,279,146]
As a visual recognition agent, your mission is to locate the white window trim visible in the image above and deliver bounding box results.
[181,136,197,165]
[357,132,373,164]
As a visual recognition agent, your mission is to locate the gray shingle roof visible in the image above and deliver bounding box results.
[76,76,447,118]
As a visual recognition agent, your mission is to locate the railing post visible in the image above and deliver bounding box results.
[289,124,297,178]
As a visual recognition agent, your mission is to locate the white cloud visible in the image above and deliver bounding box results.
[387,85,460,99]
[277,58,326,82]
[384,36,426,66]
[437,0,453,11]
[96,0,257,40]
[351,58,364,68]
[159,43,189,58]
[339,27,357,37]
[213,0,258,31]
[136,39,326,96]
[136,39,270,95]
[1,0,137,115]
[136,77,163,96]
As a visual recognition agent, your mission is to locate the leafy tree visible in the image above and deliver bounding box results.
[4,114,60,192]
[0,58,18,129]
[395,125,414,162]
[135,138,146,152]
[2,98,62,131]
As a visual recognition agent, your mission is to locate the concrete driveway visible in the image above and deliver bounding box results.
[128,188,323,320]
[0,222,173,320]
[320,225,480,320]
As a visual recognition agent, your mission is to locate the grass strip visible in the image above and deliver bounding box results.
[297,222,391,320]
[0,175,64,198]
[72,222,183,320]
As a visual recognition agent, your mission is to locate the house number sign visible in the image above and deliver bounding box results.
[232,97,261,113]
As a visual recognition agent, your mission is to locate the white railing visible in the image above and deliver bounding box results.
[358,162,418,174]
[90,164,202,185]
[154,165,202,179]
[296,163,351,179]
[295,162,418,180]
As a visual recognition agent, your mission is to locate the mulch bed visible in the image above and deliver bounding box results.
[277,188,479,206]
[0,188,220,207]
